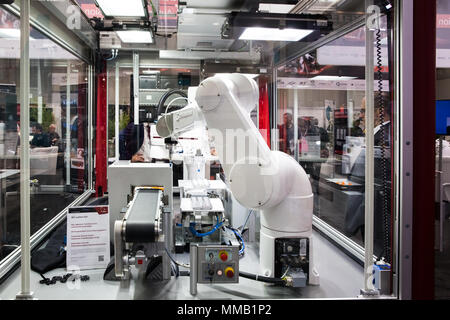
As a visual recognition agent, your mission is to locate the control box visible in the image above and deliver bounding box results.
[190,244,239,295]
[274,238,310,287]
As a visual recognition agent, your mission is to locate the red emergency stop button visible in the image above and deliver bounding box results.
[219,251,228,261]
[225,267,234,278]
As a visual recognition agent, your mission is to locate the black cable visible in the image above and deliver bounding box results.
[170,261,179,278]
[239,271,286,285]
[375,28,391,264]
[156,89,188,118]
[39,273,49,282]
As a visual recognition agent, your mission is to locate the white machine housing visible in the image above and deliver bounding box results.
[157,74,319,284]
[108,161,173,241]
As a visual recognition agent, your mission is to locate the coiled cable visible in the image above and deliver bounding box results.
[375,28,391,264]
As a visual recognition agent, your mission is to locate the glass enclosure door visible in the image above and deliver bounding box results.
[274,3,396,294]
[0,7,91,266]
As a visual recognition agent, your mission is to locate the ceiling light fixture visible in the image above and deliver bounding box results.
[116,30,154,44]
[239,27,313,42]
[142,70,161,74]
[258,3,296,14]
[223,12,332,42]
[96,0,147,18]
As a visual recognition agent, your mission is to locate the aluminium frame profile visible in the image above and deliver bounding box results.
[115,63,120,161]
[362,0,376,295]
[133,52,140,125]
[289,0,318,14]
[88,64,94,190]
[396,0,413,301]
[16,0,32,300]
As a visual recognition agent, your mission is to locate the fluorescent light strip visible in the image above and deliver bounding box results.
[116,30,153,44]
[310,76,357,81]
[0,29,20,39]
[258,4,295,14]
[239,27,313,42]
[214,73,259,79]
[96,0,145,17]
[142,70,161,74]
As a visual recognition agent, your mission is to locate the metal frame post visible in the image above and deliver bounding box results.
[37,61,42,124]
[293,90,299,161]
[272,68,279,151]
[133,52,139,125]
[16,0,33,300]
[115,62,120,161]
[66,64,71,186]
[362,0,377,295]
[88,64,94,190]
[190,244,198,295]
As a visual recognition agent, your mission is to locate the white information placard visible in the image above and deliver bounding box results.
[67,206,110,271]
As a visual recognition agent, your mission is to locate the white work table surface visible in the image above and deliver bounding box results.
[0,231,364,300]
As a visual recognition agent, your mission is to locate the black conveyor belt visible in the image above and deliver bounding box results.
[124,188,162,243]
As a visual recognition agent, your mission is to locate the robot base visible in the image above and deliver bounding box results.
[260,226,320,286]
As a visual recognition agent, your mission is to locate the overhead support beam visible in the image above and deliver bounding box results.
[289,0,318,14]
[159,50,261,62]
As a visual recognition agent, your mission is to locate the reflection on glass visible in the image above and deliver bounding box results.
[276,19,393,261]
[107,65,199,163]
[0,7,89,262]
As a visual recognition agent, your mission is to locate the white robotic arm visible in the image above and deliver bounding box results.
[157,74,318,283]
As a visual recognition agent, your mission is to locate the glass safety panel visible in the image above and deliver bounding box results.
[275,3,395,277]
[0,7,90,263]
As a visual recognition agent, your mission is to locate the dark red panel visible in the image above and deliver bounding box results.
[412,0,436,300]
[95,61,107,197]
[259,76,271,148]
